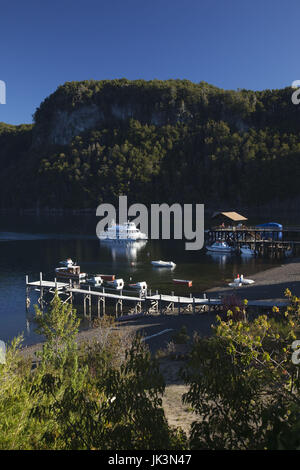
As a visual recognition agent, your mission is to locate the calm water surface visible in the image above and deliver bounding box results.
[0,214,287,345]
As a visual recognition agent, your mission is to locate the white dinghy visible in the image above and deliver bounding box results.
[151,260,176,268]
[228,274,255,287]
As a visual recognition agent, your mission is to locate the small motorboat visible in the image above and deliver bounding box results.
[173,279,192,287]
[232,274,255,285]
[106,278,124,290]
[285,247,293,257]
[55,265,86,281]
[151,260,176,268]
[99,274,116,281]
[206,241,233,253]
[128,281,147,291]
[85,275,103,286]
[240,245,256,256]
[59,258,75,267]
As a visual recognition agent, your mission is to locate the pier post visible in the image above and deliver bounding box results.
[178,297,181,314]
[171,291,174,312]
[159,294,162,315]
[69,280,73,305]
[25,275,30,311]
[39,272,44,311]
[193,297,195,314]
[88,286,91,318]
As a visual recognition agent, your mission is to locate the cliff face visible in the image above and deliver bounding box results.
[45,105,103,146]
[32,79,206,146]
[39,104,185,146]
[31,79,300,149]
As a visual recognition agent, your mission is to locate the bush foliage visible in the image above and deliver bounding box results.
[0,289,299,449]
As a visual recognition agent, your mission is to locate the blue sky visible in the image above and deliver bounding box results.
[1,0,299,124]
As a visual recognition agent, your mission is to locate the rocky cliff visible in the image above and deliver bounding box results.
[32,79,255,147]
[1,79,300,210]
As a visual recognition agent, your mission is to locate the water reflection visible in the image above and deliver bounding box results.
[100,240,148,260]
[240,253,256,264]
[206,252,232,267]
[0,214,286,344]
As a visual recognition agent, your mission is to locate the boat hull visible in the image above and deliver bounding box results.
[128,282,147,290]
[106,279,124,290]
[99,235,147,242]
[173,279,192,287]
[206,246,232,253]
[56,272,86,281]
[99,274,115,281]
[151,261,176,268]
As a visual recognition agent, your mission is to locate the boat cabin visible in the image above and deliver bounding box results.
[56,265,81,275]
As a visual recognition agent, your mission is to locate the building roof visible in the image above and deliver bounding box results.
[211,211,248,222]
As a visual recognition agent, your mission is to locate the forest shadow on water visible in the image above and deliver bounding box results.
[0,213,293,344]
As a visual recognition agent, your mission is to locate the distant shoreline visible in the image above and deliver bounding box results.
[1,205,299,219]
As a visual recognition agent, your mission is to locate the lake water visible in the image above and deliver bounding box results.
[0,214,286,345]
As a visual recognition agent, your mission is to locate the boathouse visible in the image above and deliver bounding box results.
[211,211,248,228]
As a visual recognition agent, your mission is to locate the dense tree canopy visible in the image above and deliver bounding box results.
[1,79,300,209]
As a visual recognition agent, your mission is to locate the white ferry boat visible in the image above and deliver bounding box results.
[98,221,147,241]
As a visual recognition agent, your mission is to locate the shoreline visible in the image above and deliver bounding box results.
[1,205,300,219]
[19,257,300,359]
[206,256,300,301]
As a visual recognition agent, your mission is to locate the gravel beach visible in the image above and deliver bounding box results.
[206,256,300,302]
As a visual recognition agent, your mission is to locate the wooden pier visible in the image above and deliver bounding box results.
[25,273,289,320]
[207,226,300,256]
[26,273,146,318]
[26,273,224,318]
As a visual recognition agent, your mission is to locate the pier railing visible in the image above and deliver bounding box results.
[25,273,290,320]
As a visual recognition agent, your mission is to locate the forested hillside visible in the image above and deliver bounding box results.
[1,79,300,209]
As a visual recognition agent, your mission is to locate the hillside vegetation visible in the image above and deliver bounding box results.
[1,79,300,209]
